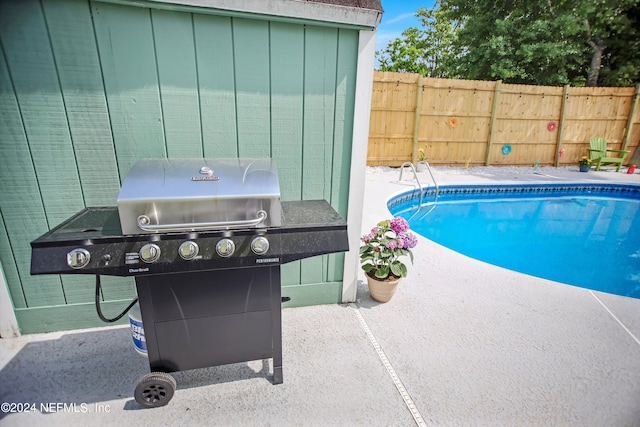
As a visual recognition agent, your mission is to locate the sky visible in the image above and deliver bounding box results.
[376,1,436,66]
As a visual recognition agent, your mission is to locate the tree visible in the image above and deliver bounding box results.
[376,4,461,78]
[377,27,433,75]
[583,0,640,86]
[377,0,640,87]
[443,0,589,86]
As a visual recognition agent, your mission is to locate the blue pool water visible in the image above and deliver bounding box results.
[389,183,640,299]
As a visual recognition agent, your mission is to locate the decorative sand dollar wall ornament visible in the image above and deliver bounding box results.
[501,144,512,155]
[547,121,557,132]
[448,117,459,128]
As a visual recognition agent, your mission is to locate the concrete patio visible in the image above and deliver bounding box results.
[1,165,639,426]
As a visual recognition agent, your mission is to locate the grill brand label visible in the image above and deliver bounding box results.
[128,267,149,273]
[191,175,219,181]
[256,257,279,264]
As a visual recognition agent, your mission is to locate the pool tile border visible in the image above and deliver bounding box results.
[388,182,640,212]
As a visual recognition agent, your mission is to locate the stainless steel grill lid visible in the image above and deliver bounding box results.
[117,158,281,234]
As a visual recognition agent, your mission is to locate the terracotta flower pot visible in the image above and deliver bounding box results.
[366,273,401,302]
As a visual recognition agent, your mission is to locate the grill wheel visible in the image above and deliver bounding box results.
[134,372,177,408]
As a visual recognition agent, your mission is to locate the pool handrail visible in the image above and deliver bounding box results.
[398,161,439,218]
[398,162,423,208]
[416,160,439,206]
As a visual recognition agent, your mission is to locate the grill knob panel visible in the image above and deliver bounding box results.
[67,248,90,269]
[178,241,199,260]
[251,236,270,255]
[216,238,235,258]
[139,243,161,263]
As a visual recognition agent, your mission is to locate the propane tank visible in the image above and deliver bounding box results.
[128,302,147,357]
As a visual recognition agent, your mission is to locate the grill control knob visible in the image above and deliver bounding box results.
[67,248,90,269]
[251,236,270,255]
[216,238,235,257]
[139,243,161,263]
[178,241,199,260]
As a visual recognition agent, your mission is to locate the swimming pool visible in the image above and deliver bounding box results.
[389,183,640,299]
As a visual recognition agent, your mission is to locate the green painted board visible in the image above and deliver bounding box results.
[194,15,238,157]
[14,300,132,334]
[281,262,301,287]
[43,0,122,205]
[92,2,166,177]
[6,0,105,307]
[281,281,342,308]
[42,0,131,306]
[327,29,358,282]
[59,275,96,305]
[1,0,85,227]
[270,22,305,287]
[152,9,203,158]
[270,21,304,202]
[0,124,63,309]
[302,26,338,201]
[0,4,67,308]
[300,26,339,286]
[301,258,328,285]
[99,276,137,303]
[330,29,358,219]
[233,19,271,158]
[0,212,26,309]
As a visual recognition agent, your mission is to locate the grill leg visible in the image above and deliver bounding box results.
[271,266,283,385]
[273,366,283,385]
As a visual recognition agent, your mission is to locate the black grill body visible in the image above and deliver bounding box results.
[30,198,348,405]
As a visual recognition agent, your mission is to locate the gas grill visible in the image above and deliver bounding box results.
[30,158,349,408]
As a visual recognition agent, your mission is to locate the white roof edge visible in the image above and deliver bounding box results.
[145,0,382,28]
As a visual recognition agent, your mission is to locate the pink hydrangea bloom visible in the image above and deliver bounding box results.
[398,232,418,249]
[390,217,409,234]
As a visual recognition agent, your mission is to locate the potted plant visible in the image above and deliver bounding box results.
[578,156,592,172]
[416,149,427,172]
[360,217,418,302]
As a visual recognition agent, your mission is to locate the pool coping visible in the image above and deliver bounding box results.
[388,181,640,212]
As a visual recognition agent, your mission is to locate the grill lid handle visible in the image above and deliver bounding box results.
[137,210,268,232]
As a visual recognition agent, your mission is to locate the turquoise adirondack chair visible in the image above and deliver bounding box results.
[588,137,630,172]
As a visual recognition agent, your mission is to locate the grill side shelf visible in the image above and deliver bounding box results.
[29,207,123,246]
[280,200,346,230]
[279,200,349,263]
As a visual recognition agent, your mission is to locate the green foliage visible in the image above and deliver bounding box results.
[376,0,640,87]
[377,3,461,78]
[579,156,592,166]
[595,0,640,86]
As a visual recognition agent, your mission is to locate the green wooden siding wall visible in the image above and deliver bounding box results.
[0,0,358,334]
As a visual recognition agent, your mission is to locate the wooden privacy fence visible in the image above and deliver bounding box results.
[368,72,640,167]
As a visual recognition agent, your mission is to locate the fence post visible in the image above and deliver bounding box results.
[554,84,570,167]
[622,83,640,154]
[485,80,502,166]
[411,75,424,164]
